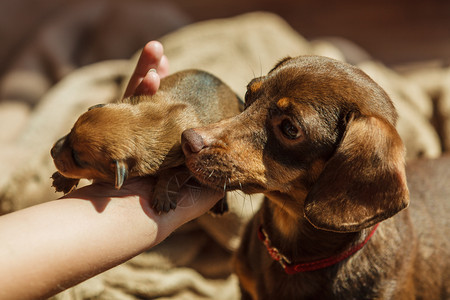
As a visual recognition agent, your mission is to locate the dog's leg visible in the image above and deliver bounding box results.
[51,172,79,194]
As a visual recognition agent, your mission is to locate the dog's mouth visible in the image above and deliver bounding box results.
[53,159,69,174]
[185,155,232,190]
[185,152,264,194]
[52,156,80,179]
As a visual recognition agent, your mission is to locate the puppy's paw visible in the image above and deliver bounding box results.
[208,196,229,216]
[151,167,192,214]
[51,172,79,194]
[152,187,178,214]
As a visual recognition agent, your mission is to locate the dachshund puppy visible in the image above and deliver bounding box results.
[51,69,241,213]
[181,56,449,299]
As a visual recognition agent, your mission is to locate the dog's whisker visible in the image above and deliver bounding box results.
[234,189,245,201]
[242,193,249,217]
[259,55,262,77]
[235,181,248,217]
[236,189,245,198]
[247,62,256,79]
[239,192,246,217]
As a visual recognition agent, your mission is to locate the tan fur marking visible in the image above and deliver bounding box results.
[266,190,306,240]
[276,97,291,110]
[250,80,263,94]
[309,159,326,182]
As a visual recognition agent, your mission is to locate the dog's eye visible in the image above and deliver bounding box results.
[280,119,300,139]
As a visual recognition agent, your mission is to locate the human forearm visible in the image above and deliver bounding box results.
[0,179,222,300]
[0,194,157,299]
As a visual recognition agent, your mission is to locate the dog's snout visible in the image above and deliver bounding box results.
[51,136,66,159]
[182,129,206,155]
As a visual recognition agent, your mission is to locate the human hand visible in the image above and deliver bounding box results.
[123,40,169,97]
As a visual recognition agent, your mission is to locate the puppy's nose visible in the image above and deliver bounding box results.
[51,136,66,159]
[182,129,205,155]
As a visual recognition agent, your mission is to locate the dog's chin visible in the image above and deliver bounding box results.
[185,154,267,194]
[188,167,264,194]
[53,160,68,174]
[53,159,83,180]
[56,169,82,180]
[54,163,111,183]
[53,163,77,179]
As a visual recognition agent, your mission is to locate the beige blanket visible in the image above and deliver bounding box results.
[0,12,449,300]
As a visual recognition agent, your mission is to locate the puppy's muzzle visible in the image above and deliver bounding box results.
[51,136,67,159]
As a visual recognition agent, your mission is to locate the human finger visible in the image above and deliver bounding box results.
[123,41,166,98]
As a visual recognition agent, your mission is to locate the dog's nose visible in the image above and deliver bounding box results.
[51,136,66,159]
[181,129,205,155]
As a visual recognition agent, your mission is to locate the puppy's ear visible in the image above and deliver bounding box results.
[304,114,409,232]
[114,160,128,189]
[88,104,106,111]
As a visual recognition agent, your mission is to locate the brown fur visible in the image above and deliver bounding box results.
[51,69,241,212]
[181,56,449,299]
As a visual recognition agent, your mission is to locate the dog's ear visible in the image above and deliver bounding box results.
[114,160,128,189]
[269,56,292,73]
[304,113,409,232]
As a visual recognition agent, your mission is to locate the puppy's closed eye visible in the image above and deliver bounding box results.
[72,149,89,168]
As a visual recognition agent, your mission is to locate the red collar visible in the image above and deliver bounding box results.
[257,223,379,275]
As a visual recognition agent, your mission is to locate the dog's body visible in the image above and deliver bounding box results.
[232,158,449,299]
[51,69,241,212]
[181,56,449,299]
